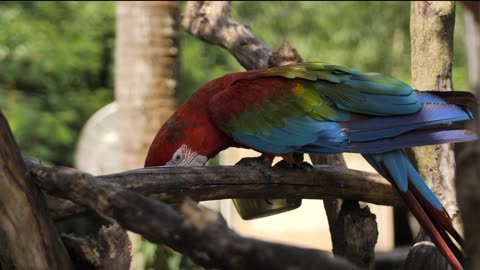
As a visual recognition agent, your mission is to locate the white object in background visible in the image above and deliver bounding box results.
[74,102,122,175]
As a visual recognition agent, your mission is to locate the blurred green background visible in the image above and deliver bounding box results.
[0,1,468,269]
[0,1,468,167]
[0,1,468,168]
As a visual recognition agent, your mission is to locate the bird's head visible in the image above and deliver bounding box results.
[147,139,208,167]
[145,71,251,168]
[144,114,210,167]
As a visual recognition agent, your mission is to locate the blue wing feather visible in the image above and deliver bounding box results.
[342,103,473,141]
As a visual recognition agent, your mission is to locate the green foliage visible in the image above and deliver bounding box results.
[179,31,242,103]
[0,1,115,166]
[453,3,468,91]
[131,239,203,270]
[234,1,411,74]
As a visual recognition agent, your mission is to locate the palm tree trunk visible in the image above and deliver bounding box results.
[116,1,180,170]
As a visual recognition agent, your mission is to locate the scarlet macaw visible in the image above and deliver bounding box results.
[145,62,476,270]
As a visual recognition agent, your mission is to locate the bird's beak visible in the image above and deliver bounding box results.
[189,154,208,166]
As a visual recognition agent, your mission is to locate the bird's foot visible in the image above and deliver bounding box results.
[274,153,313,172]
[274,160,314,173]
[236,156,273,181]
[298,161,314,171]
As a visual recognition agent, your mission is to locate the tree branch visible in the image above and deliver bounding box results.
[25,159,401,221]
[0,112,73,269]
[62,223,131,270]
[181,1,304,69]
[28,158,360,270]
[182,1,270,69]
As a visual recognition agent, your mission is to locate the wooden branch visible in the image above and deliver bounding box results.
[404,1,458,269]
[182,1,271,69]
[25,159,401,220]
[331,201,378,269]
[28,159,360,270]
[311,154,378,270]
[0,112,73,269]
[62,223,131,270]
[181,1,304,69]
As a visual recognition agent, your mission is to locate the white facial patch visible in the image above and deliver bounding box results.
[166,144,208,166]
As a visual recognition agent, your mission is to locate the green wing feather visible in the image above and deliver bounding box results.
[258,61,420,116]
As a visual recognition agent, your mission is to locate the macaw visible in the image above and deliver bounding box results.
[145,62,476,270]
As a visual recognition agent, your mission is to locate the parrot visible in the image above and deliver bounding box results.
[144,61,477,270]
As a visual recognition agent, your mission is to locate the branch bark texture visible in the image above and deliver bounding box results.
[0,112,73,270]
[26,161,401,221]
[410,0,459,231]
[182,1,271,69]
[28,159,360,270]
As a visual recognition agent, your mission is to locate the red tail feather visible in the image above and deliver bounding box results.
[401,189,463,270]
[409,183,464,248]
[378,160,464,270]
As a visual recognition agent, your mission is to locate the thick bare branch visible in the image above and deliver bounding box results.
[28,159,360,270]
[62,223,131,270]
[25,159,401,220]
[0,112,73,269]
[181,1,304,69]
[182,1,272,69]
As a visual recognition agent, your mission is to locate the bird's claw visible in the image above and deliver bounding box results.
[298,161,314,172]
[272,159,290,168]
[236,157,272,181]
[273,160,313,172]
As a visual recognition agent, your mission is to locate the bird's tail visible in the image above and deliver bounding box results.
[338,90,477,153]
[363,150,463,270]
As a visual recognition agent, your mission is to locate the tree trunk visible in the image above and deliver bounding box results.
[403,2,458,269]
[310,154,378,270]
[410,0,458,230]
[115,1,180,170]
[456,2,480,269]
[115,1,181,268]
[0,111,73,270]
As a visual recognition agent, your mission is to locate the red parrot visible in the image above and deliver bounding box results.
[145,62,476,270]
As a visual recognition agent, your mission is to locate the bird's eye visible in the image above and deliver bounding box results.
[171,148,183,163]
